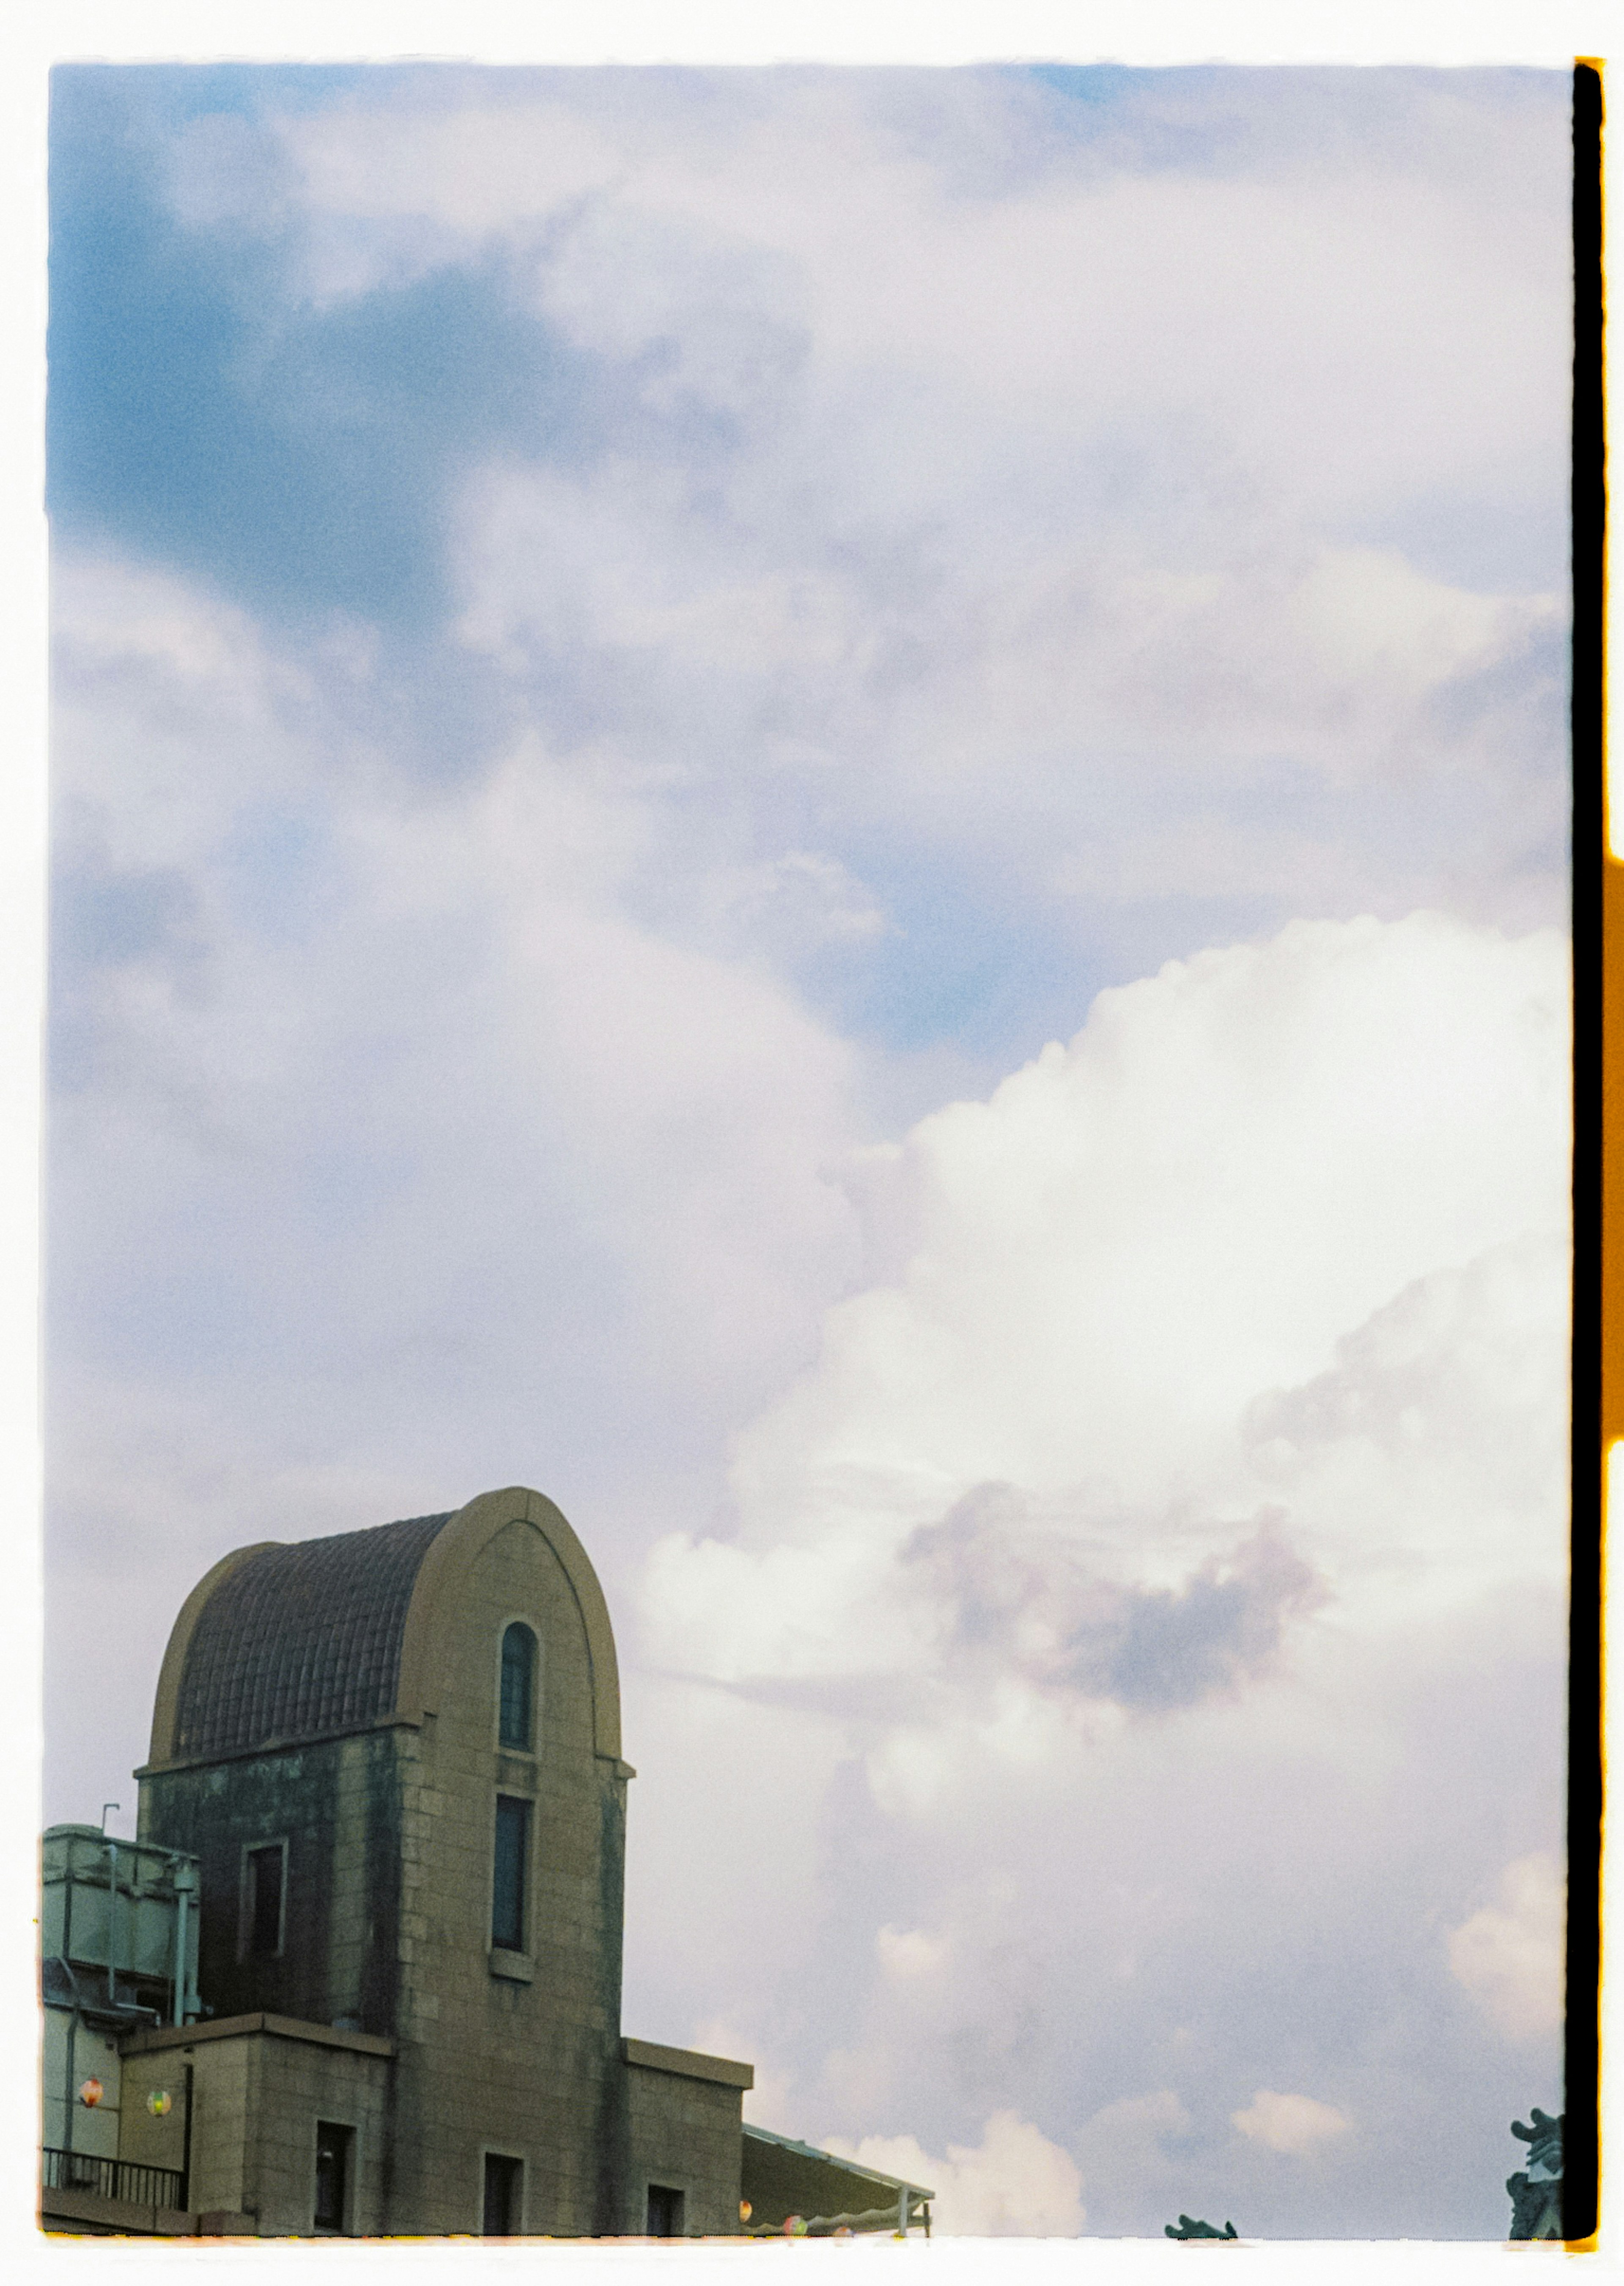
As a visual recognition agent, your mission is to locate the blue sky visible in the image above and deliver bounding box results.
[49,64,1570,1070]
[46,63,1571,2237]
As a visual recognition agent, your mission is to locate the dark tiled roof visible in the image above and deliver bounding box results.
[172,1514,454,1758]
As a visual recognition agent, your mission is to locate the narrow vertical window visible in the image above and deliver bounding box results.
[483,2153,523,2236]
[491,1795,530,1952]
[499,1623,535,1749]
[247,1844,284,1957]
[314,2122,353,2232]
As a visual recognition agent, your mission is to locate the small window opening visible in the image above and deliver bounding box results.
[483,2153,523,2236]
[499,1624,536,1749]
[314,2122,353,2233]
[247,1844,284,1958]
[491,1795,530,1952]
[647,2185,685,2237]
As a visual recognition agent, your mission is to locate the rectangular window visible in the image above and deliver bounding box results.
[647,2185,685,2237]
[246,1844,284,1958]
[483,2153,523,2236]
[500,1624,535,1750]
[314,2122,353,2233]
[491,1795,529,1953]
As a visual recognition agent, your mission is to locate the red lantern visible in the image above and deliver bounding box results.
[78,2077,104,2108]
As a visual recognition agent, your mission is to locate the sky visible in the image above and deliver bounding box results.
[42,61,1572,2238]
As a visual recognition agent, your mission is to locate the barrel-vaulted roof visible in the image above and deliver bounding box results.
[170,1513,453,1759]
[146,1488,626,1771]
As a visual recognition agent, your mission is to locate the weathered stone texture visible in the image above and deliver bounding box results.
[134,1489,745,2237]
[625,2058,746,2235]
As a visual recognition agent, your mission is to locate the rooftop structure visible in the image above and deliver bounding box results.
[41,1486,932,2240]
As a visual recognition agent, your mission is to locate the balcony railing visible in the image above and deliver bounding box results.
[42,2148,186,2211]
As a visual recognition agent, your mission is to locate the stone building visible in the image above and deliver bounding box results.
[42,1485,933,2239]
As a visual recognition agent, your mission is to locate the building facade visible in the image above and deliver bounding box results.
[43,1485,931,2239]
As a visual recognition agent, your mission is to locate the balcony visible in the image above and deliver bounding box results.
[42,2148,185,2212]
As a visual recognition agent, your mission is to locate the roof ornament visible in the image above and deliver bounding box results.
[1506,2109,1563,2241]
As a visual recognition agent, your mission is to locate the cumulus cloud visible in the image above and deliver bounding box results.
[142,68,1573,969]
[49,67,1573,2239]
[643,908,1569,1735]
[623,903,1567,2237]
[265,72,1568,520]
[1232,2090,1352,2156]
[1446,1854,1566,2041]
[825,2112,1084,2237]
[1241,1234,1570,1621]
[904,1496,1325,1712]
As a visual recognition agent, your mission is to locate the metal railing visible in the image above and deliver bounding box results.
[42,2149,186,2211]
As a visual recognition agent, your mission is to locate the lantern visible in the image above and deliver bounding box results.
[78,2077,104,2108]
[148,2090,172,2118]
[738,2201,753,2223]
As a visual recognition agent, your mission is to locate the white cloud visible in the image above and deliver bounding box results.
[290,98,621,243]
[51,567,1570,2242]
[644,910,1569,1719]
[443,445,1566,943]
[266,74,1569,520]
[237,70,1573,941]
[824,2112,1084,2236]
[1241,1233,1570,1622]
[52,554,324,866]
[52,73,1576,2238]
[52,556,865,1415]
[875,1924,951,1981]
[47,551,873,1809]
[1232,2089,1352,2156]
[1288,546,1553,703]
[1446,1853,1566,2041]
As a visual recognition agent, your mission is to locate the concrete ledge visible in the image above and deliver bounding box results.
[489,1948,535,1982]
[623,2035,754,2089]
[196,2211,260,2236]
[136,1710,423,1781]
[122,2011,394,2058]
[41,2187,255,2237]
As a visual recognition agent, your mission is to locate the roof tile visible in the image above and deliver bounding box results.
[172,1513,453,1757]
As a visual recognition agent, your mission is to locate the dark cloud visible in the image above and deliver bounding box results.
[1089,1527,1326,1709]
[903,1488,1326,1712]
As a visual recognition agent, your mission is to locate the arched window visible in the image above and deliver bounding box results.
[499,1624,536,1751]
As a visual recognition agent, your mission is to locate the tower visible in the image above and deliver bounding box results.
[134,1486,731,2234]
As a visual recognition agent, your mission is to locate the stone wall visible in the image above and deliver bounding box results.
[137,1728,404,2037]
[112,2046,187,2179]
[126,1488,754,2238]
[120,2016,392,2235]
[385,1511,631,2233]
[623,2040,749,2236]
